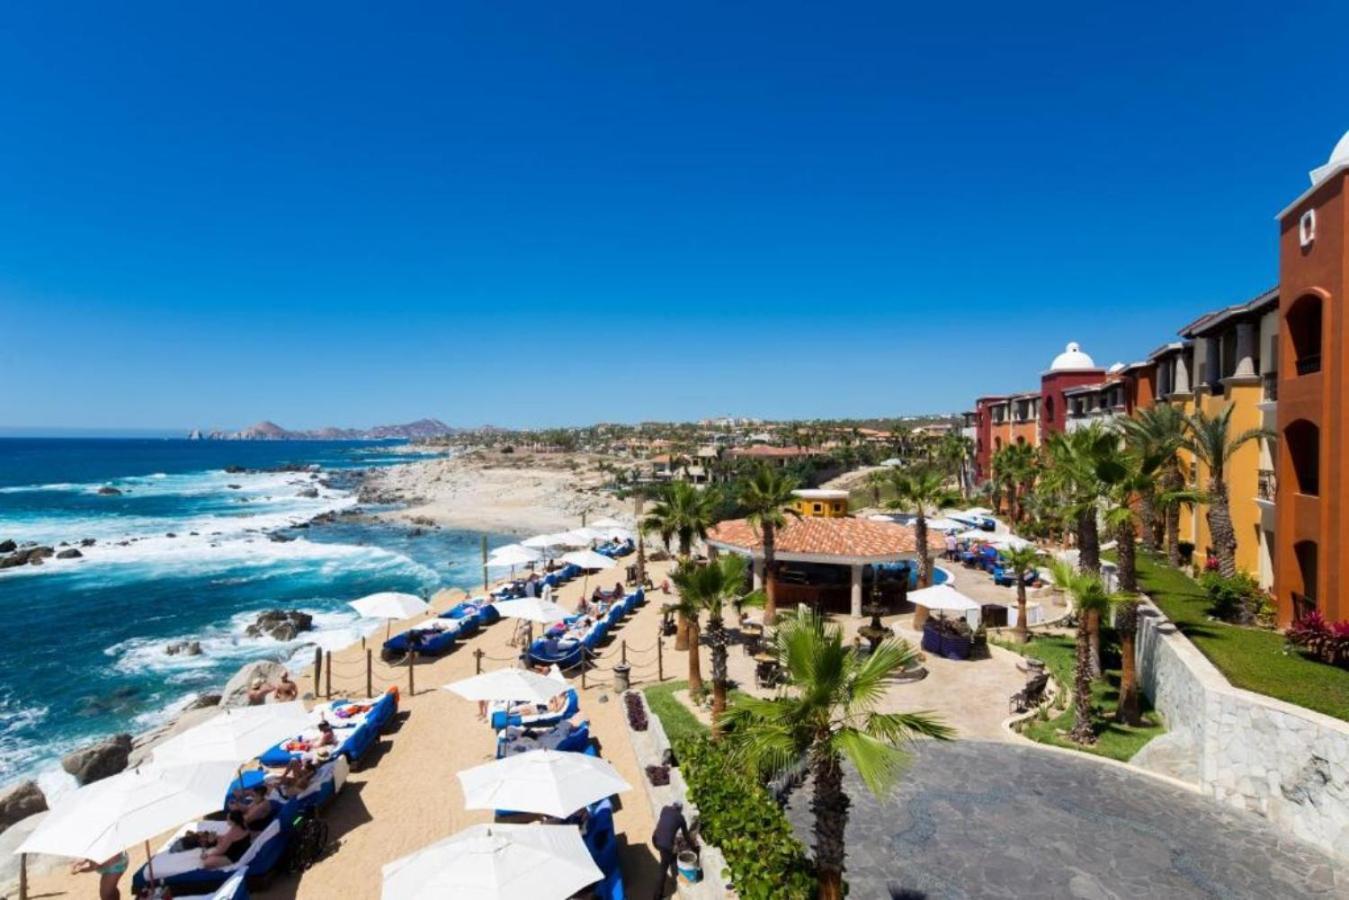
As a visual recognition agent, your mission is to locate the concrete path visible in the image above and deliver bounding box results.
[784,740,1346,899]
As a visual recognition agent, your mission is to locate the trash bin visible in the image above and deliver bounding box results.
[677,850,702,883]
[613,663,631,692]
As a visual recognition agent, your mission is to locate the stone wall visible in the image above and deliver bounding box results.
[620,691,732,898]
[1132,601,1349,860]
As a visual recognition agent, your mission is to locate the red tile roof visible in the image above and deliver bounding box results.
[707,516,944,562]
[727,446,820,458]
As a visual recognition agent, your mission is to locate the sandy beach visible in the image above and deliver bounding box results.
[365,450,630,536]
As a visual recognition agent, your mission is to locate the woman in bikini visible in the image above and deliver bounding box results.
[201,810,252,869]
[71,851,128,900]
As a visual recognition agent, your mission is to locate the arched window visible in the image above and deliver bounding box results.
[1287,295,1323,376]
[1044,395,1055,424]
[994,437,1003,451]
[1015,435,1027,446]
[1293,540,1318,618]
[1285,419,1320,496]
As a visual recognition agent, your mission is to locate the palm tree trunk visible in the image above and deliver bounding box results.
[708,620,728,737]
[1087,609,1103,680]
[810,751,849,900]
[675,538,693,650]
[1116,520,1137,594]
[1114,597,1142,726]
[1138,490,1158,554]
[1206,478,1238,578]
[1013,579,1029,643]
[634,493,647,586]
[1077,508,1100,575]
[1163,466,1182,567]
[762,525,779,626]
[915,515,931,588]
[686,618,703,695]
[1070,620,1097,745]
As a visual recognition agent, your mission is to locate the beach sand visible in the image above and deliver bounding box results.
[365,450,630,536]
[23,558,676,900]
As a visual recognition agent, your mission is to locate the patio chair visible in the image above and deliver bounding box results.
[1008,672,1050,714]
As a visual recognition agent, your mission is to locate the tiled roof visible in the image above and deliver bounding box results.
[728,446,820,458]
[707,516,944,562]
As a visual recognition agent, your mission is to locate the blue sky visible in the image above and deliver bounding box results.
[1,2,1345,432]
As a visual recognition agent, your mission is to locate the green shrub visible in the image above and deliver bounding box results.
[674,736,816,900]
[1198,571,1265,625]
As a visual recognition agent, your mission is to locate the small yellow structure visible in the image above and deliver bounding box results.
[792,489,849,518]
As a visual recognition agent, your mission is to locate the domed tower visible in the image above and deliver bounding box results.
[1273,130,1349,626]
[1039,341,1105,436]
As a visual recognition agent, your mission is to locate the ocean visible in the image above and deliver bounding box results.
[0,438,507,796]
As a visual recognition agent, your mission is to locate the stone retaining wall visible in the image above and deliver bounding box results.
[620,691,732,898]
[1132,601,1349,860]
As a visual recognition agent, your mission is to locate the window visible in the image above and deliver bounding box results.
[1294,540,1318,608]
[1287,295,1323,376]
[1285,419,1320,496]
[1044,395,1055,424]
[812,503,823,514]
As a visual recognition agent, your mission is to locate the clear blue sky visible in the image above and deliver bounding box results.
[2,2,1345,432]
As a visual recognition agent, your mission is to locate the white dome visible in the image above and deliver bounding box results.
[1108,361,1126,374]
[1310,130,1349,185]
[1049,341,1096,372]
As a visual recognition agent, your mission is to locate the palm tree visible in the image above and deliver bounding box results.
[864,469,888,508]
[1182,405,1271,578]
[1118,404,1188,561]
[738,466,802,626]
[669,555,752,734]
[887,466,960,588]
[641,481,720,650]
[1048,559,1112,745]
[991,442,1037,524]
[723,611,952,900]
[1000,544,1042,644]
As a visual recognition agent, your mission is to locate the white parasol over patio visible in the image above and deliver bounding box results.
[444,668,569,704]
[560,549,616,571]
[493,597,569,624]
[152,701,312,765]
[457,750,631,819]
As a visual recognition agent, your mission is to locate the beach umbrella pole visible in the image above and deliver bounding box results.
[144,839,157,891]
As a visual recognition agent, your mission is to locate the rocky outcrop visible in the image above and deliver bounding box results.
[296,487,319,499]
[55,548,82,559]
[0,781,47,834]
[96,486,122,495]
[245,609,313,641]
[62,734,133,785]
[0,546,54,569]
[165,640,202,656]
[185,693,222,711]
[0,540,14,553]
[220,660,289,708]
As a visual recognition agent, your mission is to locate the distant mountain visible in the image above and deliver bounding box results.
[188,418,457,441]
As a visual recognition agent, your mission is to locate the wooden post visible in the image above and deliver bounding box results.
[621,640,627,665]
[657,637,664,682]
[408,650,416,696]
[366,649,373,698]
[581,661,587,690]
[474,648,484,674]
[325,651,332,699]
[19,852,27,900]
[313,646,322,697]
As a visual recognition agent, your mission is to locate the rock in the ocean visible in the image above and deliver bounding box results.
[244,609,314,642]
[220,660,290,708]
[96,486,122,496]
[268,533,294,543]
[80,537,97,547]
[0,781,47,834]
[0,540,15,553]
[165,640,202,656]
[56,548,83,559]
[224,465,247,474]
[62,734,133,785]
[296,487,319,499]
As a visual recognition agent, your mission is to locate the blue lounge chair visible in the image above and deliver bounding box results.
[489,687,580,730]
[258,690,397,768]
[496,718,591,758]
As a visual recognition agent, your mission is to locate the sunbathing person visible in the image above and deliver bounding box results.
[200,811,251,869]
[247,677,275,705]
[273,671,298,702]
[241,787,279,834]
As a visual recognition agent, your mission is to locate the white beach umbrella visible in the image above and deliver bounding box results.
[909,583,981,613]
[955,529,990,541]
[561,549,617,571]
[349,592,430,621]
[381,823,603,900]
[17,760,240,863]
[493,597,569,624]
[922,517,966,533]
[489,544,544,567]
[457,750,631,819]
[588,516,627,529]
[555,529,595,548]
[152,701,312,765]
[989,535,1034,551]
[444,668,569,704]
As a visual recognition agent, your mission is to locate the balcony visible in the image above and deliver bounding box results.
[1256,469,1276,505]
[1262,373,1278,402]
[1296,353,1322,376]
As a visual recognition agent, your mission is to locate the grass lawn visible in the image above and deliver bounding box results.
[642,680,709,742]
[1133,553,1349,722]
[995,631,1166,763]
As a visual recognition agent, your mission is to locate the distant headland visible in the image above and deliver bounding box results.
[186,418,458,441]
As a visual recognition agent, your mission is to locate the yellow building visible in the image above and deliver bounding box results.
[792,489,849,518]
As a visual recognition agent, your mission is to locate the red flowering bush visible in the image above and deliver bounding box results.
[1287,611,1349,667]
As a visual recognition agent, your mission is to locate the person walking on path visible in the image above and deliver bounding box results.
[650,801,696,899]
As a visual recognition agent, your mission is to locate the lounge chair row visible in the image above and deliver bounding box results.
[525,589,646,670]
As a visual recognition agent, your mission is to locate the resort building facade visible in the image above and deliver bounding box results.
[961,131,1349,625]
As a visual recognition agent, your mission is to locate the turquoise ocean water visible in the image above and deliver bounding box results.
[0,438,507,796]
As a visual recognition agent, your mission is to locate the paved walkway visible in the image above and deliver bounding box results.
[785,740,1346,899]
